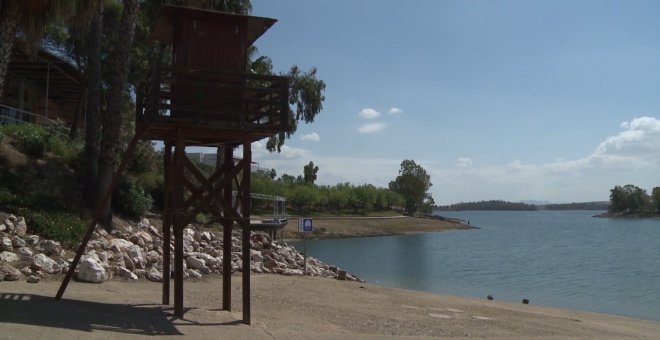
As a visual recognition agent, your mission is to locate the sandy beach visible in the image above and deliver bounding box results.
[1,274,658,339]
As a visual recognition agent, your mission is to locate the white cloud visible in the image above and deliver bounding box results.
[388,107,403,115]
[358,108,381,119]
[301,132,320,142]
[456,157,472,168]
[358,122,386,134]
[245,116,660,206]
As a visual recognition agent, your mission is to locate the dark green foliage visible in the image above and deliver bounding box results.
[609,184,651,213]
[1,124,48,157]
[251,171,404,215]
[303,161,319,185]
[16,208,87,248]
[389,160,434,215]
[113,178,153,219]
[652,187,660,213]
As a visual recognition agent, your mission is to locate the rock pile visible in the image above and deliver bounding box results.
[0,214,361,284]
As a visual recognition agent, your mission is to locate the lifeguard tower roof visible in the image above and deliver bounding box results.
[151,5,277,46]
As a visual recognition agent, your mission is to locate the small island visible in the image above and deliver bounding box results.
[595,184,660,218]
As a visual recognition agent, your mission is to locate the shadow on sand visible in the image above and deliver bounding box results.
[0,293,181,336]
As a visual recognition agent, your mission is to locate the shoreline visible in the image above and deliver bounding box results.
[281,215,476,240]
[1,275,658,339]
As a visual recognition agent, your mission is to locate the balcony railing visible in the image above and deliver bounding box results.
[137,65,290,134]
[0,103,70,137]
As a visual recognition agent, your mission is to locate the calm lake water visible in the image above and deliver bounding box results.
[291,210,660,321]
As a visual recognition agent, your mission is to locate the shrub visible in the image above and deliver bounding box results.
[113,178,153,219]
[0,124,48,157]
[15,208,87,247]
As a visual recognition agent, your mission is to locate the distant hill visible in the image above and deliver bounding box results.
[543,201,609,211]
[435,200,610,211]
[435,200,537,211]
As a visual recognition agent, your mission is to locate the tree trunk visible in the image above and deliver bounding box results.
[97,0,139,230]
[83,3,103,208]
[0,4,20,98]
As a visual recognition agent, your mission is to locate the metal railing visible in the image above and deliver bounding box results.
[0,103,70,137]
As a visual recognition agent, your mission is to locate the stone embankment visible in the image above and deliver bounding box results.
[0,214,360,284]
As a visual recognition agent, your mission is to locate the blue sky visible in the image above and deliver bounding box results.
[239,0,660,205]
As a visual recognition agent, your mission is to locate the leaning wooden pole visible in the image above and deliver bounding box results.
[241,139,252,324]
[56,126,148,300]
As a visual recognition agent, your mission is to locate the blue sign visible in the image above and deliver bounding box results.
[298,218,313,232]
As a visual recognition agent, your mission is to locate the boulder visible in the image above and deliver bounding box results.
[14,217,27,236]
[0,264,21,281]
[1,237,13,252]
[110,238,135,252]
[250,249,264,262]
[40,240,62,256]
[147,268,163,282]
[17,247,33,257]
[24,235,39,245]
[186,269,203,279]
[125,245,146,269]
[0,251,19,262]
[186,256,207,271]
[27,275,40,283]
[0,224,5,232]
[11,236,25,248]
[77,258,106,283]
[117,267,138,280]
[130,230,153,245]
[32,253,61,274]
[19,266,32,276]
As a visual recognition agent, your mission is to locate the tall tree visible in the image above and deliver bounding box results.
[389,160,433,215]
[0,0,76,97]
[97,0,140,228]
[303,161,319,185]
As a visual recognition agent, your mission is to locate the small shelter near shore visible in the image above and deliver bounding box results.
[57,5,290,325]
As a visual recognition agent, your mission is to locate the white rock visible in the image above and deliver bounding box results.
[15,217,27,236]
[40,240,62,256]
[77,258,106,283]
[126,245,146,269]
[282,268,303,276]
[0,264,21,281]
[186,256,207,271]
[32,253,61,274]
[137,218,150,229]
[1,237,13,252]
[186,269,203,279]
[11,236,26,248]
[110,238,135,252]
[250,249,264,262]
[20,266,32,276]
[27,275,40,283]
[117,267,138,280]
[24,235,39,245]
[0,224,5,232]
[17,247,33,257]
[130,230,153,245]
[0,251,19,262]
[147,268,163,282]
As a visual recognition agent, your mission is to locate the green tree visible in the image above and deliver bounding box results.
[389,159,433,215]
[609,184,650,213]
[0,0,78,97]
[652,187,660,213]
[303,161,319,185]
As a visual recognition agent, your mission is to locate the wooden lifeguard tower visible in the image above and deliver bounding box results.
[56,5,290,325]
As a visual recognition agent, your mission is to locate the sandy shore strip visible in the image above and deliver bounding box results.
[282,215,474,239]
[1,275,658,339]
